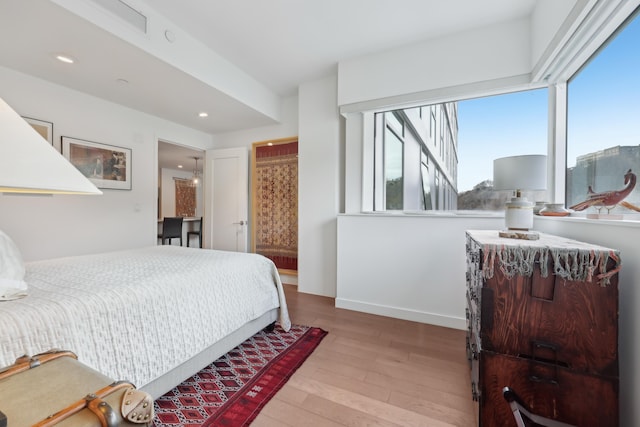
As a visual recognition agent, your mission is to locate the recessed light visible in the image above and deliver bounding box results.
[55,54,75,64]
[178,165,183,169]
[165,30,176,43]
[116,78,129,85]
[198,112,208,118]
[267,142,274,146]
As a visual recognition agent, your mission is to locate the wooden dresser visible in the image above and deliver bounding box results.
[465,230,621,426]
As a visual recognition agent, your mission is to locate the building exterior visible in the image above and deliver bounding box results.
[567,145,640,213]
[374,103,458,211]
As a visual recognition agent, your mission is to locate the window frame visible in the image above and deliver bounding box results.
[562,7,640,218]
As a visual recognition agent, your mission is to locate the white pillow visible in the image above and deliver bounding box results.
[0,230,28,300]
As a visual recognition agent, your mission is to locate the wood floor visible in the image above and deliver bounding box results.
[252,284,478,427]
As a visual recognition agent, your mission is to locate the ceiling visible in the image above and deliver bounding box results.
[0,0,538,168]
[149,0,537,97]
[158,141,204,172]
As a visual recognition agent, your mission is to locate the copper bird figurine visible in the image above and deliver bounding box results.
[569,169,638,213]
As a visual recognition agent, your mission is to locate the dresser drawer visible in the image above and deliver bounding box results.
[479,351,618,427]
[480,256,619,376]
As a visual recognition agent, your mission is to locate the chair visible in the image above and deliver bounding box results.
[503,387,576,427]
[187,217,203,248]
[158,217,183,246]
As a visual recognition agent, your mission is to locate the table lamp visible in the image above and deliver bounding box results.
[493,154,547,239]
[0,97,101,195]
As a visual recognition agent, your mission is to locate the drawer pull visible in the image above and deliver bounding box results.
[530,340,567,367]
[529,374,559,385]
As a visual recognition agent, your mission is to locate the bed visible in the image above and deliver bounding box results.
[0,243,291,399]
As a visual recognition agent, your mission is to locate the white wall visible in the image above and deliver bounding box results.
[338,18,531,108]
[336,213,504,329]
[212,96,298,149]
[534,216,640,427]
[298,75,340,297]
[212,81,341,298]
[0,66,213,261]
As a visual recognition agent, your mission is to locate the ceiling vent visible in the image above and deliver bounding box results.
[91,0,147,33]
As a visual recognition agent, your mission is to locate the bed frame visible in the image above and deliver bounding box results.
[141,309,278,398]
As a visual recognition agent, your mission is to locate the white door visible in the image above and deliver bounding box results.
[204,147,248,252]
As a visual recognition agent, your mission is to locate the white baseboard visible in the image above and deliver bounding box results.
[335,298,466,330]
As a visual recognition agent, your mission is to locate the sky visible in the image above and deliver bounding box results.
[455,11,640,192]
[456,88,547,191]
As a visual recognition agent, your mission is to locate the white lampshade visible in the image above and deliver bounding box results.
[493,155,547,234]
[0,97,101,195]
[493,155,547,192]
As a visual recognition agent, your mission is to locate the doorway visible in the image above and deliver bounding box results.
[205,147,249,252]
[157,140,205,246]
[251,137,298,275]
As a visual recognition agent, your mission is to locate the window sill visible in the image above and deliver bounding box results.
[348,210,640,226]
[535,213,640,228]
[353,210,503,218]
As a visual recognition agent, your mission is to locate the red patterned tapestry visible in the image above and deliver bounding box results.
[175,179,196,217]
[253,141,298,271]
[152,325,327,426]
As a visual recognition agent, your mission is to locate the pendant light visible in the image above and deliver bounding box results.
[192,156,201,185]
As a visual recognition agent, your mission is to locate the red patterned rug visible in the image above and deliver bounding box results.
[152,325,327,426]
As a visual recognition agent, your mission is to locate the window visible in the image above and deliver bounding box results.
[375,106,457,211]
[384,121,404,210]
[373,89,547,212]
[360,6,639,219]
[420,151,432,210]
[566,11,640,217]
[430,107,436,142]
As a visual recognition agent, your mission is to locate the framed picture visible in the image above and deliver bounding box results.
[23,117,53,145]
[61,136,132,190]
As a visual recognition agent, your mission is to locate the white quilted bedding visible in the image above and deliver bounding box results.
[0,246,290,388]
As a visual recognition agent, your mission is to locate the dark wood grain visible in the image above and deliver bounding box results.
[481,257,618,376]
[466,232,620,427]
[480,351,618,427]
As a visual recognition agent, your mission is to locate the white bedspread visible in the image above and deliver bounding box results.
[0,246,290,388]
